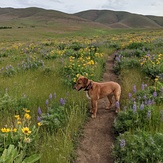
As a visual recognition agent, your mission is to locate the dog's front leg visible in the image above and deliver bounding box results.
[91,100,97,118]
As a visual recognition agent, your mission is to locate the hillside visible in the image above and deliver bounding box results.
[75,10,163,28]
[0,7,109,30]
[0,7,163,29]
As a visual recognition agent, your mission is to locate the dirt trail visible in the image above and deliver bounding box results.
[74,54,119,163]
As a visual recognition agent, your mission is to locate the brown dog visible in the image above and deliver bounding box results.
[74,76,121,118]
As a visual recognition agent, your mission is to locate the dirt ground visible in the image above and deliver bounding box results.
[74,54,119,163]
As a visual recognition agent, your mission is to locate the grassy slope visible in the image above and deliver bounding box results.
[75,10,163,28]
[0,7,163,30]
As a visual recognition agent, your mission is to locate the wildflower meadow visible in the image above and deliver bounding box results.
[0,28,163,162]
[113,31,163,163]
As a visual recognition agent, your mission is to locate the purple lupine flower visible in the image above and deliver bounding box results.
[141,83,145,90]
[115,55,121,62]
[146,53,151,57]
[54,93,56,98]
[147,99,152,106]
[147,110,151,119]
[37,116,41,122]
[142,83,147,90]
[143,94,147,99]
[38,107,42,115]
[120,139,126,148]
[46,99,49,106]
[133,85,137,93]
[145,100,148,105]
[140,102,144,110]
[60,98,66,105]
[153,91,157,98]
[115,101,120,108]
[49,93,53,100]
[128,93,132,99]
[133,102,137,113]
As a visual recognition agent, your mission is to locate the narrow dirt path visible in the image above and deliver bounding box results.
[74,54,119,163]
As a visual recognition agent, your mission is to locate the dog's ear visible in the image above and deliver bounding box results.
[83,77,88,85]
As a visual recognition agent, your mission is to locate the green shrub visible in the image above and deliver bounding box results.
[113,131,163,163]
[37,94,67,133]
[0,144,41,163]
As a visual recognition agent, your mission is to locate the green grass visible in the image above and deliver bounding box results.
[0,26,163,162]
[40,103,87,163]
[120,67,152,106]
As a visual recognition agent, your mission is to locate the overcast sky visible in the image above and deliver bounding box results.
[0,0,163,16]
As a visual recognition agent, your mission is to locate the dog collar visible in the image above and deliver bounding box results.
[84,81,93,91]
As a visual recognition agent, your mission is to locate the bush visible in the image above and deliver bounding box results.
[113,131,163,163]
[37,93,67,133]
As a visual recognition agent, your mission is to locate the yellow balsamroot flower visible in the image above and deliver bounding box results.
[1,128,10,133]
[155,76,159,81]
[38,122,41,127]
[15,115,21,120]
[90,60,95,65]
[24,137,31,143]
[17,121,21,125]
[22,127,31,135]
[23,108,30,113]
[1,128,6,132]
[24,113,31,120]
[85,73,88,77]
[86,56,91,60]
[76,74,81,78]
[73,78,76,82]
[13,128,17,132]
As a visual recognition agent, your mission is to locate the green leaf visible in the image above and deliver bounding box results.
[22,154,41,163]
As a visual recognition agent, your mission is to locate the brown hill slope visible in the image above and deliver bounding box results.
[0,7,163,29]
[75,10,163,28]
[0,7,109,30]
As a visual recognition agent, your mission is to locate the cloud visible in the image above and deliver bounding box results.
[101,0,127,10]
[0,0,162,16]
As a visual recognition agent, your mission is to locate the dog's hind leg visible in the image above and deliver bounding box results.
[106,94,113,109]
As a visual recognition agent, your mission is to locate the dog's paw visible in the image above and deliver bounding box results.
[91,114,96,118]
[115,108,120,113]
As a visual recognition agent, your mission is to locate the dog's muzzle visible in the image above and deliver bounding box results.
[73,85,83,91]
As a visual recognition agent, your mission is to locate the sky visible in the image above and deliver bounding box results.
[0,0,163,16]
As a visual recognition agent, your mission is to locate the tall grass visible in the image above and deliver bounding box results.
[120,67,152,107]
[40,103,87,163]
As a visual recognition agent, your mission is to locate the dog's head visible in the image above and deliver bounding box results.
[74,76,89,91]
